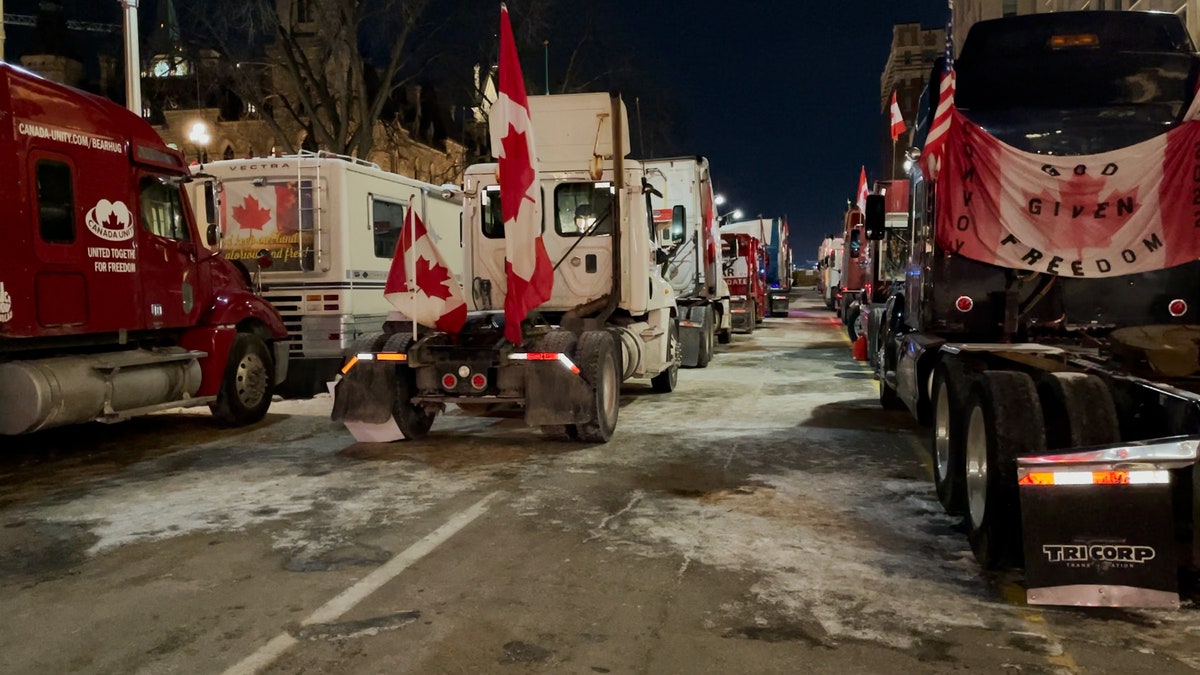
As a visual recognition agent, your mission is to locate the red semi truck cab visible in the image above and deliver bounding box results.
[0,63,289,435]
[721,232,766,333]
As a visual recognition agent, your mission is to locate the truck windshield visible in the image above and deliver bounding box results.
[955,11,1198,153]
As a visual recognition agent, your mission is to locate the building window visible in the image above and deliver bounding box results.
[36,160,75,244]
[296,0,315,23]
[1002,0,1018,16]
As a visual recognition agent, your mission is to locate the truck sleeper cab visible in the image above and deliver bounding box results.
[872,11,1200,607]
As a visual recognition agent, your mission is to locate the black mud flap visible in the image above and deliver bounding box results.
[1020,481,1178,608]
[331,363,397,424]
[678,304,707,368]
[523,362,593,426]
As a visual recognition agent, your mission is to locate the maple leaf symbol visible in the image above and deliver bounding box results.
[101,211,124,231]
[233,194,272,231]
[415,256,454,300]
[499,126,535,223]
[1029,171,1138,256]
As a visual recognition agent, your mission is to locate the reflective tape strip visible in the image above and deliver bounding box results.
[340,352,406,374]
[509,352,581,375]
[679,320,700,328]
[1019,470,1170,486]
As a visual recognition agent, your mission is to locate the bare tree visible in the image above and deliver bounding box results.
[186,0,434,159]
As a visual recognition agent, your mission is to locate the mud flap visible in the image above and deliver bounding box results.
[677,304,707,368]
[331,362,397,425]
[328,375,404,442]
[523,361,593,427]
[1020,480,1178,608]
[729,299,752,332]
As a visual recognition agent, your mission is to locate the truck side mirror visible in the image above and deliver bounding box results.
[206,223,221,247]
[670,205,686,243]
[864,194,885,241]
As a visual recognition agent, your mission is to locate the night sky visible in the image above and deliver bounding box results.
[3,0,949,263]
[616,1,950,264]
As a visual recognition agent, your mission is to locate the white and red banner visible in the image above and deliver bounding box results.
[934,108,1200,278]
[889,90,906,141]
[492,3,553,345]
[855,166,869,214]
[384,205,467,334]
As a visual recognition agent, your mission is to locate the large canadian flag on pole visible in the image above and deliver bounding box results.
[383,203,467,334]
[493,3,553,345]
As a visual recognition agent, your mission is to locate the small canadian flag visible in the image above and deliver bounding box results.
[855,166,869,214]
[383,203,467,334]
[889,90,907,141]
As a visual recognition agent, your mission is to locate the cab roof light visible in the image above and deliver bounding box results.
[1048,33,1099,49]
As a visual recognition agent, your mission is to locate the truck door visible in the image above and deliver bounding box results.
[545,181,614,305]
[136,174,203,329]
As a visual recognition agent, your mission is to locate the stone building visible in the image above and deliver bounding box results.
[878,23,945,180]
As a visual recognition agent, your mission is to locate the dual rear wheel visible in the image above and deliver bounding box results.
[931,362,1121,569]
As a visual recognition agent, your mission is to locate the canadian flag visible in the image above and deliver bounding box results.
[855,166,869,214]
[383,204,467,334]
[492,3,553,345]
[702,180,719,270]
[889,90,906,141]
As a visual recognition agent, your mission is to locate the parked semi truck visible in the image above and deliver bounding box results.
[644,156,733,361]
[333,92,679,443]
[817,235,842,311]
[838,204,867,335]
[721,232,766,333]
[190,153,462,397]
[0,63,289,435]
[872,11,1200,607]
[722,216,791,316]
[856,179,910,364]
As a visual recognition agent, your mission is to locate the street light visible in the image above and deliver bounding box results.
[714,194,727,207]
[188,120,210,164]
[718,208,743,225]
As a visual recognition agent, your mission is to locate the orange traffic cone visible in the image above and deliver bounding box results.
[852,335,868,361]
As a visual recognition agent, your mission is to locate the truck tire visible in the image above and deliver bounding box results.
[1036,373,1120,450]
[931,360,972,515]
[651,320,680,393]
[846,304,862,342]
[212,333,274,426]
[696,306,714,369]
[537,331,580,441]
[717,323,732,345]
[575,330,620,442]
[384,334,435,439]
[964,370,1046,569]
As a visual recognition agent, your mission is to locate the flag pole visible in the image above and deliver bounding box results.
[409,196,417,343]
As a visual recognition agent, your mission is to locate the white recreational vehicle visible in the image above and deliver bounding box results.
[190,153,463,396]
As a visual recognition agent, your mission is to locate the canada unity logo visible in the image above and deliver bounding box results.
[86,199,134,242]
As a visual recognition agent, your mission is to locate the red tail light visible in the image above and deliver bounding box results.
[441,373,458,389]
[1169,299,1188,317]
[955,296,974,313]
[470,373,487,390]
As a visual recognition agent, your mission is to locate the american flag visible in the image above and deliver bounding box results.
[922,4,956,181]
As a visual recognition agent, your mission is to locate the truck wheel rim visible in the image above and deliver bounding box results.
[934,381,951,480]
[236,352,269,408]
[965,404,988,529]
[602,353,618,420]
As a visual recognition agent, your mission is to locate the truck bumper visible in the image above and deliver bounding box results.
[1018,437,1200,608]
[768,291,789,317]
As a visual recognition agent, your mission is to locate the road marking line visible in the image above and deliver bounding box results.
[222,491,502,675]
